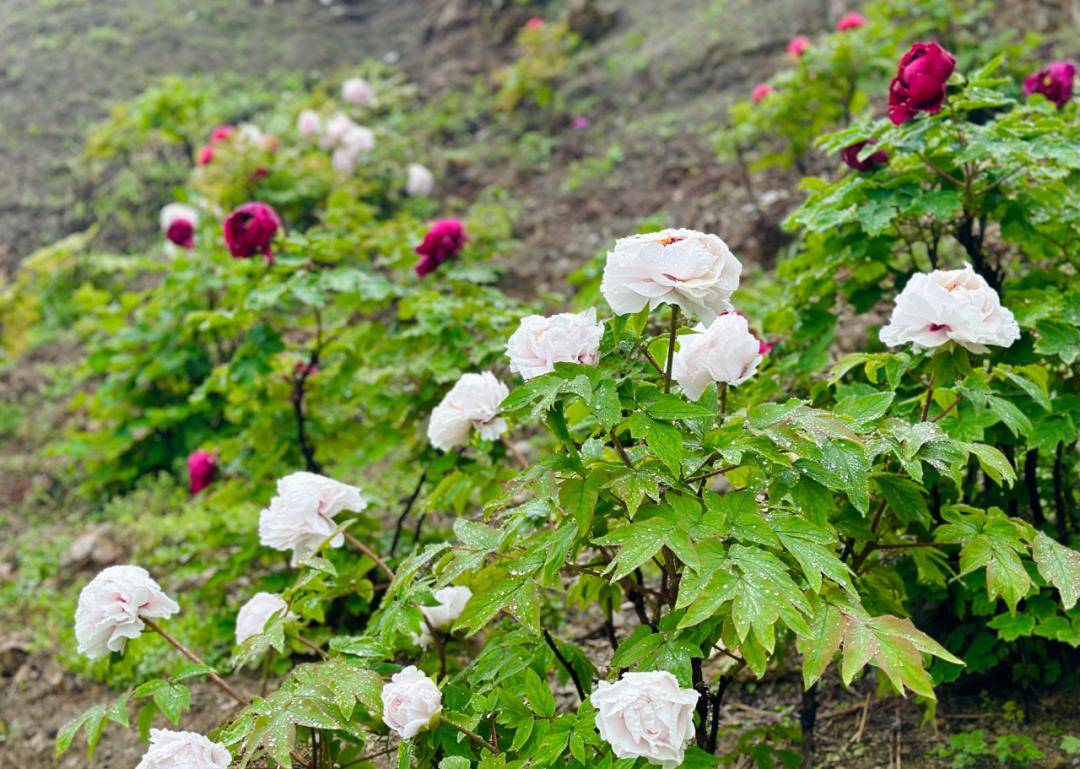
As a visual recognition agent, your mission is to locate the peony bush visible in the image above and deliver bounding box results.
[30,2,1080,767]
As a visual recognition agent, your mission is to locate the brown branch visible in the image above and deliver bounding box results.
[446,720,499,754]
[610,429,634,468]
[343,531,396,581]
[500,434,529,469]
[684,464,739,484]
[664,306,680,393]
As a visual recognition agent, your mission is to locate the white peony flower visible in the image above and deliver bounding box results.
[74,565,180,659]
[427,372,509,451]
[258,472,367,566]
[235,592,289,645]
[506,309,604,381]
[332,146,359,174]
[591,671,699,769]
[880,264,1020,354]
[296,109,322,137]
[671,312,763,400]
[342,77,375,105]
[320,113,353,149]
[342,125,375,154]
[381,666,442,739]
[600,228,742,323]
[159,203,198,232]
[235,123,267,148]
[405,162,435,197]
[410,585,472,647]
[135,729,230,769]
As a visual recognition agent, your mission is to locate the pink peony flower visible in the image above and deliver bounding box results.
[836,12,867,31]
[671,312,763,400]
[888,41,956,125]
[341,78,375,105]
[592,672,699,769]
[297,109,322,137]
[196,145,214,166]
[414,218,467,276]
[842,139,888,172]
[787,36,811,58]
[223,202,281,261]
[506,309,604,380]
[406,163,435,197]
[187,449,216,495]
[751,84,774,104]
[526,16,544,29]
[235,592,288,645]
[572,116,591,129]
[1024,61,1076,108]
[427,372,509,451]
[258,472,367,566]
[209,124,236,144]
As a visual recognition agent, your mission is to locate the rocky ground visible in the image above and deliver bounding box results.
[3,0,1080,767]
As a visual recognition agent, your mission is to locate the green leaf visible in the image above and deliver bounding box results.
[1032,532,1080,610]
[937,508,1031,612]
[153,682,191,725]
[1034,319,1080,364]
[524,668,557,718]
[797,602,844,688]
[965,443,1016,487]
[840,613,962,699]
[835,392,894,424]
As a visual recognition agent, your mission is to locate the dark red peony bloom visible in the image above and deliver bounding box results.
[887,42,956,125]
[223,202,282,261]
[210,124,236,144]
[166,219,196,249]
[187,449,216,495]
[836,12,866,31]
[1024,61,1076,108]
[414,218,467,277]
[758,339,777,356]
[842,139,889,172]
[196,145,214,166]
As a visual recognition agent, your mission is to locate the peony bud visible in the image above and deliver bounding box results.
[74,565,179,659]
[235,592,289,645]
[258,471,367,566]
[506,309,604,380]
[841,139,888,172]
[671,312,763,400]
[592,671,699,769]
[381,666,442,739]
[750,84,774,103]
[196,145,214,166]
[296,109,322,137]
[223,202,281,261]
[160,203,198,249]
[413,585,472,646]
[405,162,435,197]
[414,218,467,276]
[887,41,956,125]
[427,371,508,452]
[342,77,375,105]
[136,729,230,769]
[187,449,216,495]
[1024,61,1076,108]
[787,36,811,58]
[600,228,742,324]
[836,12,867,31]
[880,263,1019,353]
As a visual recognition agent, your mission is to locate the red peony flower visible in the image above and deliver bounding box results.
[414,218,467,277]
[787,36,811,59]
[223,202,282,262]
[751,84,774,104]
[187,449,216,495]
[842,139,889,172]
[1024,61,1076,108]
[166,219,195,249]
[210,124,236,144]
[836,12,867,31]
[887,42,956,125]
[196,145,214,166]
[526,16,544,29]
